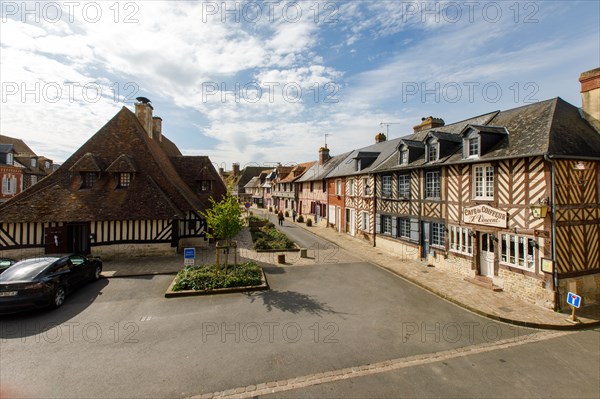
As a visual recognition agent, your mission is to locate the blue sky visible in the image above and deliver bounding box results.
[1,1,599,169]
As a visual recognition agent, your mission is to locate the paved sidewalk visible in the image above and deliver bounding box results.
[277,213,599,330]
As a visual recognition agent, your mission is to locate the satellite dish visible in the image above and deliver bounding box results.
[136,97,151,104]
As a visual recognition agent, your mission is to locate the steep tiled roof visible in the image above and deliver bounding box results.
[0,135,36,155]
[0,107,223,222]
[279,162,315,183]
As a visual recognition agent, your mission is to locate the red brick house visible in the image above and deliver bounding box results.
[0,98,226,259]
[0,134,54,190]
[0,144,23,202]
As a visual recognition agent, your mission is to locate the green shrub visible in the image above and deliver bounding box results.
[172,262,262,291]
[306,218,312,226]
[251,225,295,250]
[268,206,273,212]
[297,215,304,223]
[284,211,289,217]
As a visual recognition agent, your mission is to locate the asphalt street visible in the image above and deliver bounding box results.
[1,223,598,399]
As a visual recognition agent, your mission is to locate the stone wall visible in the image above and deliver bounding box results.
[91,243,175,261]
[376,236,420,261]
[498,268,554,309]
[558,273,600,310]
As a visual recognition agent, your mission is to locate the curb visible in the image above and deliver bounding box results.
[164,268,269,298]
[101,271,179,279]
[291,222,600,331]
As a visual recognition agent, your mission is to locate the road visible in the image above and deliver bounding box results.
[0,220,598,398]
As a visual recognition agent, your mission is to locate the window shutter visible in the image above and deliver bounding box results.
[375,214,381,234]
[2,177,7,194]
[391,217,398,238]
[410,218,420,243]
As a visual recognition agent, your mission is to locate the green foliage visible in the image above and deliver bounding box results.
[284,211,289,217]
[251,225,295,250]
[297,215,304,223]
[247,215,268,223]
[268,206,273,212]
[306,218,313,226]
[172,262,262,291]
[200,194,244,243]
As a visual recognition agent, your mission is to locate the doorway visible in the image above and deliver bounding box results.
[421,221,430,258]
[479,233,495,277]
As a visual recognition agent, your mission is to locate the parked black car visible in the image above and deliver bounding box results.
[0,254,102,313]
[0,258,17,274]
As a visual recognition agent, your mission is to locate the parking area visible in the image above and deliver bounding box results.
[0,261,541,398]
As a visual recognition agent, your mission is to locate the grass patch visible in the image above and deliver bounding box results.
[172,262,263,291]
[251,225,295,250]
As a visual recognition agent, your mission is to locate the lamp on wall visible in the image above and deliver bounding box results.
[530,197,550,219]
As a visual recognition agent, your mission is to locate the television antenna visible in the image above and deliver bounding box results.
[380,122,402,138]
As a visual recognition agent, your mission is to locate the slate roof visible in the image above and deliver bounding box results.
[0,106,225,223]
[373,97,600,173]
[295,151,353,182]
[327,138,403,178]
[233,166,267,191]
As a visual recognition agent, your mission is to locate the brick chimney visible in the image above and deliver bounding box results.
[135,97,154,138]
[232,163,240,177]
[413,116,445,133]
[580,67,600,131]
[152,117,162,142]
[375,132,387,143]
[218,167,224,177]
[319,145,331,165]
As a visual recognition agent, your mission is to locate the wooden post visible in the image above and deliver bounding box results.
[571,306,577,322]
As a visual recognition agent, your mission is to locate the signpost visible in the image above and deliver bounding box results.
[566,292,581,323]
[184,247,196,267]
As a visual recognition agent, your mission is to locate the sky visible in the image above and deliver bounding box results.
[1,0,599,170]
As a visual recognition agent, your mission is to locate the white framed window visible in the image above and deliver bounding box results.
[468,138,479,157]
[329,205,336,224]
[362,177,370,196]
[431,222,445,247]
[501,233,535,271]
[2,175,17,194]
[335,179,342,195]
[118,173,131,188]
[428,142,438,162]
[348,178,355,196]
[474,164,494,200]
[400,149,409,165]
[449,225,473,255]
[382,175,392,198]
[361,211,370,232]
[381,215,392,235]
[31,175,38,185]
[425,171,441,199]
[6,153,13,165]
[398,218,410,238]
[398,174,410,198]
[45,160,51,170]
[31,158,37,167]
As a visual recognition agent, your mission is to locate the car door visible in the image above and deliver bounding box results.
[68,255,89,287]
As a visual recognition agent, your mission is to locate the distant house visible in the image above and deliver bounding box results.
[0,144,23,202]
[0,98,226,259]
[296,146,349,225]
[229,164,268,203]
[272,162,314,213]
[0,134,54,190]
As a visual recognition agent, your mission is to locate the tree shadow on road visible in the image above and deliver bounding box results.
[245,290,351,318]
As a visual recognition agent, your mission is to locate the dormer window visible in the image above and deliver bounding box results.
[45,160,51,170]
[81,172,98,189]
[200,180,212,192]
[117,173,131,188]
[31,158,37,168]
[427,142,439,162]
[6,153,13,165]
[400,149,409,165]
[468,137,479,157]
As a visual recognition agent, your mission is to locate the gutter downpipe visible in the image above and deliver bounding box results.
[545,154,559,311]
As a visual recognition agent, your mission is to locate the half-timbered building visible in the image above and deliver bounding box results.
[297,146,350,225]
[327,134,401,238]
[372,69,600,310]
[273,162,314,214]
[0,98,226,260]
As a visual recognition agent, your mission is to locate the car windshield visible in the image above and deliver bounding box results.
[0,258,58,282]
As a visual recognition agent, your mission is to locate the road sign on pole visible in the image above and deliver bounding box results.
[566,292,582,323]
[184,247,196,266]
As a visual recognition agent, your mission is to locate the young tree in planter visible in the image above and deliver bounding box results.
[201,194,244,273]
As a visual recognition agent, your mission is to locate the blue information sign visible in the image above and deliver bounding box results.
[567,292,581,308]
[184,248,196,259]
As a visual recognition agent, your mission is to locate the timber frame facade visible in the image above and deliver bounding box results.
[371,98,600,310]
[0,99,226,260]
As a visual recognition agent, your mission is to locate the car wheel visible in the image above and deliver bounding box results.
[53,286,66,308]
[93,265,102,280]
